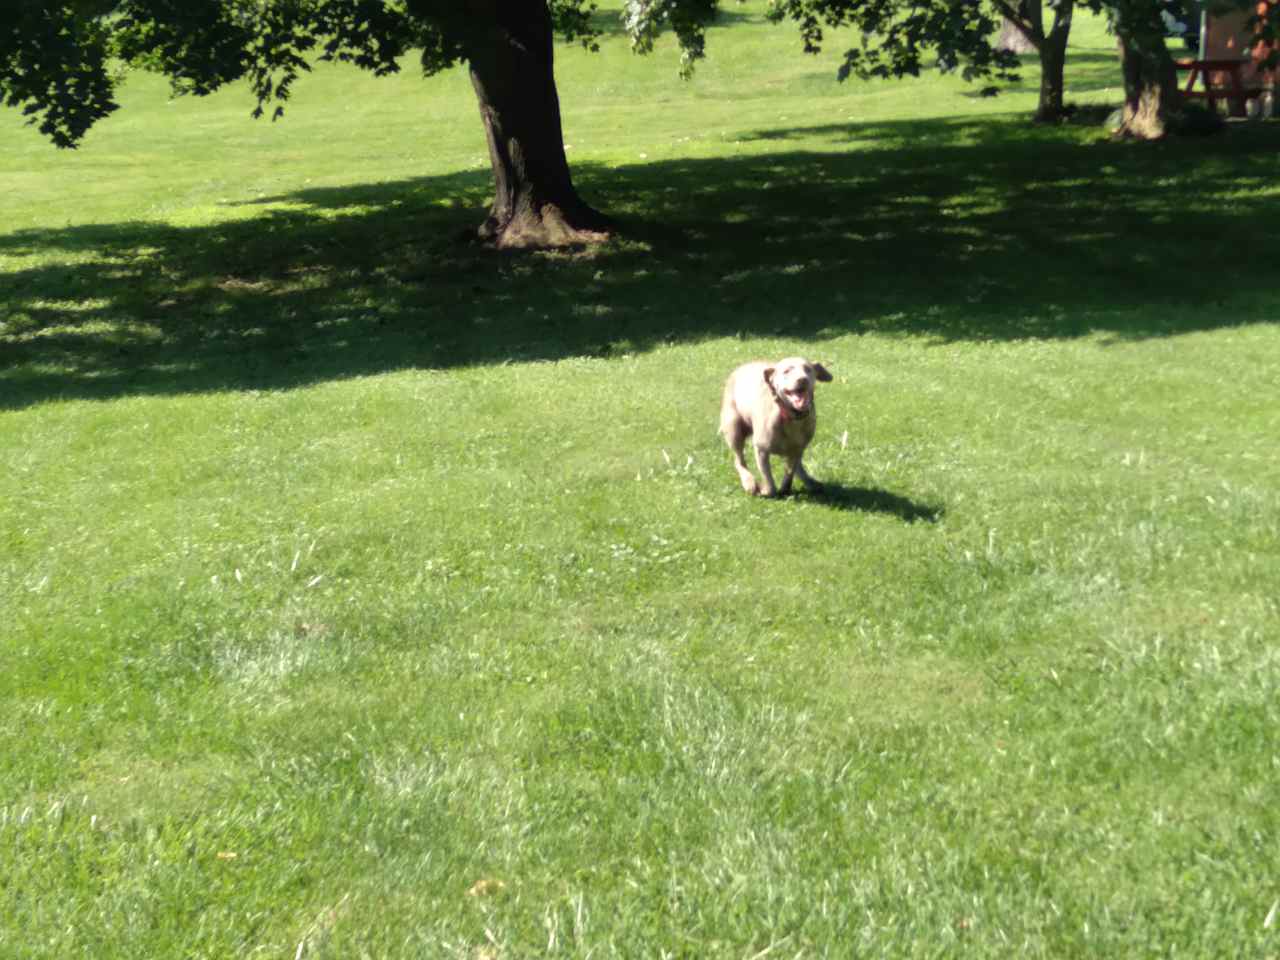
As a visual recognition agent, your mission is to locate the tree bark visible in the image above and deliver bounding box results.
[996,19,1037,54]
[1034,35,1067,119]
[1034,2,1072,122]
[1115,33,1180,139]
[462,1,609,248]
[993,0,1074,123]
[995,0,1038,55]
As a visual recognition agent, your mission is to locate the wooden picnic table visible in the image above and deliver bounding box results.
[1174,57,1264,117]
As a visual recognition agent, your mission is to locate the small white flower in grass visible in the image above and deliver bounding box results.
[234,568,243,584]
[1265,899,1278,928]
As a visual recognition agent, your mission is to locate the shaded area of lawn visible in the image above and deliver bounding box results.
[3,115,1279,409]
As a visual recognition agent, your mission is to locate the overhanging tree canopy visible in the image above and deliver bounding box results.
[733,0,1244,134]
[0,0,1033,250]
[2,0,626,248]
[4,0,1269,252]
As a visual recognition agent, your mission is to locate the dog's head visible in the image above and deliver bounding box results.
[763,358,832,419]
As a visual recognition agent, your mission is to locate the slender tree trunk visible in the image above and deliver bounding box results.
[1035,31,1068,119]
[462,1,609,248]
[1034,0,1073,121]
[995,0,1074,122]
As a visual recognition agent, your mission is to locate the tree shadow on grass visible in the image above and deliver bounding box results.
[804,483,943,523]
[4,114,1280,409]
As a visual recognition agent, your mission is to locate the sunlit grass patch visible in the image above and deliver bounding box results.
[3,2,1280,957]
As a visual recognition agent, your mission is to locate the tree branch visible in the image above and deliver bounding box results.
[992,0,1045,51]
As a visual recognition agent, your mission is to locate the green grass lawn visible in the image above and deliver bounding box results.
[3,4,1279,957]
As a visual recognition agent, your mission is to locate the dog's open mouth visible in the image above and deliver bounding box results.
[785,389,811,415]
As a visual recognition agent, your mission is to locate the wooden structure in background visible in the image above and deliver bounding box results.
[1176,1,1277,116]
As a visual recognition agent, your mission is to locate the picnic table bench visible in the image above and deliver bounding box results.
[1174,57,1266,116]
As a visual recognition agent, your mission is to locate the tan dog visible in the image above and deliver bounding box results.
[719,357,833,497]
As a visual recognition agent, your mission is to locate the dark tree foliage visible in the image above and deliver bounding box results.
[2,3,120,148]
[1257,0,1280,66]
[722,0,1257,137]
[765,0,1021,84]
[624,0,720,74]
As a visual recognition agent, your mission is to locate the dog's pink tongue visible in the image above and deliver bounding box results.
[790,392,809,411]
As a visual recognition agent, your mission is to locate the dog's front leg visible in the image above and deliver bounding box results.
[793,458,822,493]
[778,461,796,496]
[754,445,778,497]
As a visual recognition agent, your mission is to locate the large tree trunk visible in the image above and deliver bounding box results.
[462,2,609,248]
[1112,0,1181,139]
[1115,34,1180,138]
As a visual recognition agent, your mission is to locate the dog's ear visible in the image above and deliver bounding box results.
[762,366,775,387]
[812,363,833,383]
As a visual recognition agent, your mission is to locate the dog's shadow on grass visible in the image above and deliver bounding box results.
[804,483,942,523]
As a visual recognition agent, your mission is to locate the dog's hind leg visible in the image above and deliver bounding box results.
[778,459,796,496]
[722,417,759,495]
